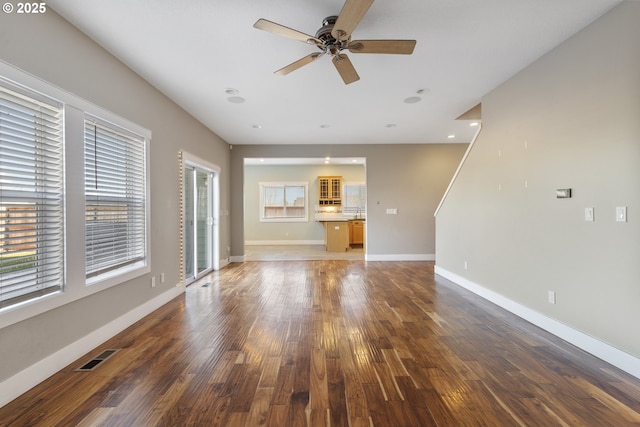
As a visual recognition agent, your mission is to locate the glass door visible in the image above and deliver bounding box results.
[195,169,211,274]
[183,157,219,285]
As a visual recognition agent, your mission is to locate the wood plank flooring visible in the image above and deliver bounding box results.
[2,260,640,426]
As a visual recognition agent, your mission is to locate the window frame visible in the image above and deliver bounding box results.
[0,61,151,329]
[0,79,65,309]
[342,181,367,216]
[84,115,149,286]
[258,181,309,223]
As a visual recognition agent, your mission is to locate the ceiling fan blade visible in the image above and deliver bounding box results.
[331,0,374,41]
[348,39,416,54]
[254,19,323,46]
[332,54,360,84]
[275,52,324,76]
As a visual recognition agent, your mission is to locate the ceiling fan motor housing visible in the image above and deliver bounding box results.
[315,16,349,54]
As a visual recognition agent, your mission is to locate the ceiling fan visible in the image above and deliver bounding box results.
[253,0,416,85]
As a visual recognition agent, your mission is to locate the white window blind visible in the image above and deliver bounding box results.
[0,81,64,309]
[259,182,308,222]
[343,183,366,215]
[84,118,146,278]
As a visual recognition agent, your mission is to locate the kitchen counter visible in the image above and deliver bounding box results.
[315,213,365,222]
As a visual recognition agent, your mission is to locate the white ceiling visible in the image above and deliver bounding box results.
[48,0,621,146]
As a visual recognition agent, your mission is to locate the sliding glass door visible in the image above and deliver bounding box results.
[183,156,219,284]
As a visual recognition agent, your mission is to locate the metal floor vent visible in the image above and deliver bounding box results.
[76,349,120,372]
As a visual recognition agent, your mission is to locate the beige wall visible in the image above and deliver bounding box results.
[244,164,366,243]
[232,144,468,259]
[0,11,230,382]
[436,2,640,359]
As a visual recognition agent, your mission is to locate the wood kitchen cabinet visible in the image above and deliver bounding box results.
[323,221,349,252]
[318,176,342,205]
[349,220,365,245]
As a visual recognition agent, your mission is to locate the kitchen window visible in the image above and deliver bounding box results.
[259,182,308,222]
[342,182,366,216]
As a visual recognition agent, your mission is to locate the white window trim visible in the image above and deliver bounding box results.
[259,181,309,223]
[342,181,367,215]
[0,60,151,329]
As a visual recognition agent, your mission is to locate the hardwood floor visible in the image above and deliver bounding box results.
[2,260,640,426]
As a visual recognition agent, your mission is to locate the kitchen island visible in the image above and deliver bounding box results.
[316,213,365,252]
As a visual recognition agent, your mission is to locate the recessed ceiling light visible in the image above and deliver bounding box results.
[416,88,430,94]
[448,134,455,139]
[252,124,262,129]
[227,96,245,104]
[320,124,330,128]
[386,124,397,128]
[404,96,422,104]
[470,122,479,127]
[224,88,239,95]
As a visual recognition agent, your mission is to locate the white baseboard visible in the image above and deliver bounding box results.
[245,240,324,246]
[366,253,435,262]
[434,266,640,380]
[229,255,245,263]
[0,285,185,408]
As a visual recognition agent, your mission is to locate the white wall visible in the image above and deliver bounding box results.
[435,2,640,368]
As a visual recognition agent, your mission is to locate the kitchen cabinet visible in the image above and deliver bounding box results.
[349,220,365,245]
[323,221,349,252]
[318,176,342,205]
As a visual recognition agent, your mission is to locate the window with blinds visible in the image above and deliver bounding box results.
[259,182,308,222]
[342,183,367,215]
[84,118,147,279]
[0,81,64,309]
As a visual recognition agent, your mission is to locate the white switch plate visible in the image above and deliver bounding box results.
[386,208,398,215]
[584,207,594,222]
[616,206,627,222]
[548,290,556,304]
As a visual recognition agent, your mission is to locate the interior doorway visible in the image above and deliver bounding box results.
[182,152,220,284]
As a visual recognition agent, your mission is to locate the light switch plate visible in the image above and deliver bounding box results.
[584,207,594,222]
[616,206,627,222]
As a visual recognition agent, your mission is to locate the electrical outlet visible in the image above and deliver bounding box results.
[160,273,165,283]
[151,276,156,288]
[616,206,627,222]
[548,290,556,304]
[464,261,468,270]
